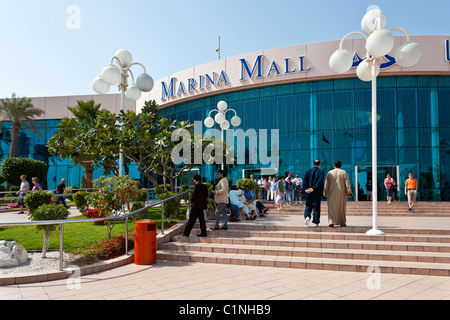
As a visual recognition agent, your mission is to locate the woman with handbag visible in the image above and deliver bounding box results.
[384,173,396,205]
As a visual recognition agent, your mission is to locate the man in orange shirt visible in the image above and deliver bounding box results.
[404,172,418,211]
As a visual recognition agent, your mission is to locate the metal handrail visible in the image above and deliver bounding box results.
[0,190,192,271]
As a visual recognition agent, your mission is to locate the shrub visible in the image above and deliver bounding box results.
[29,204,70,258]
[86,233,135,260]
[88,175,140,239]
[73,191,89,214]
[156,191,181,220]
[0,158,47,188]
[136,189,148,202]
[23,191,53,212]
[130,201,149,221]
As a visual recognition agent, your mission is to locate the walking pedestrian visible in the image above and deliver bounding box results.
[183,175,208,237]
[31,177,43,191]
[211,170,229,230]
[405,172,418,211]
[384,173,396,205]
[269,177,277,201]
[276,176,286,210]
[366,179,373,201]
[285,176,293,204]
[55,178,69,208]
[302,160,325,227]
[323,161,353,227]
[292,174,303,204]
[16,175,30,214]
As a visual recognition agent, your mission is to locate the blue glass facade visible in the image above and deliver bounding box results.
[1,75,449,201]
[0,120,141,190]
[159,75,450,201]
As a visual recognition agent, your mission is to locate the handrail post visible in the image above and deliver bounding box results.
[59,223,64,271]
[125,217,129,255]
[161,202,165,235]
[188,192,191,217]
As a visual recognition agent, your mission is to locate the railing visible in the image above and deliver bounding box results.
[0,191,191,271]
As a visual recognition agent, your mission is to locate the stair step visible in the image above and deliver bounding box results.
[171,234,450,253]
[160,241,450,263]
[174,228,450,243]
[201,221,450,236]
[157,249,450,276]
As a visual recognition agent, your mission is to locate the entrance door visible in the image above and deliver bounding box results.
[355,166,399,201]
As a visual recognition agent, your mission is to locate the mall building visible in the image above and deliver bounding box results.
[1,35,449,201]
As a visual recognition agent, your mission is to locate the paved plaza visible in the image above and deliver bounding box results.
[0,207,449,301]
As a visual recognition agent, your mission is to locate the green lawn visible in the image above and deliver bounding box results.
[0,206,187,254]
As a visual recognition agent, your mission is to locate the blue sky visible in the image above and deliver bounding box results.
[0,0,448,98]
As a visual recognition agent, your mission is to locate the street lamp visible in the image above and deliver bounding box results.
[204,100,241,170]
[93,49,154,176]
[329,7,422,236]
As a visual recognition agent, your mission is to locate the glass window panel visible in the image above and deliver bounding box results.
[334,148,355,167]
[397,88,417,128]
[317,92,333,131]
[377,88,396,130]
[439,88,450,128]
[378,147,398,165]
[277,95,297,132]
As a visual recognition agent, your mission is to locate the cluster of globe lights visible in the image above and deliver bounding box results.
[204,101,241,130]
[92,49,154,100]
[329,7,423,80]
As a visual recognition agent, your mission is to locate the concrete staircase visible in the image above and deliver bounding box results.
[158,219,450,277]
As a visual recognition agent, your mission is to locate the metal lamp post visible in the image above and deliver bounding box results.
[329,7,422,236]
[93,49,154,176]
[204,100,241,170]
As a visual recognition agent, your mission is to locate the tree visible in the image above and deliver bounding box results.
[119,100,230,192]
[87,175,140,239]
[0,93,45,158]
[48,100,122,189]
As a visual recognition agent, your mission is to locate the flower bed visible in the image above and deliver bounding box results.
[0,204,18,211]
[85,233,135,260]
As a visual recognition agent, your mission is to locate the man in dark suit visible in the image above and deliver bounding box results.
[183,175,208,237]
[302,160,325,227]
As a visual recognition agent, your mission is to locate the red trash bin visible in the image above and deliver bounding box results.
[134,220,157,265]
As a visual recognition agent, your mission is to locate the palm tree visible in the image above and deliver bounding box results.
[0,93,45,158]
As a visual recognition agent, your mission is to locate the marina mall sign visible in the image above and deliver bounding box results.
[138,36,450,108]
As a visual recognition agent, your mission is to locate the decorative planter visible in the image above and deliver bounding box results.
[92,211,105,225]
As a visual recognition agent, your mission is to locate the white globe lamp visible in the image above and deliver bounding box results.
[115,49,133,67]
[101,65,121,85]
[221,120,230,130]
[93,76,110,94]
[214,112,225,125]
[136,73,154,92]
[204,117,214,128]
[231,115,241,127]
[217,100,228,112]
[395,42,423,68]
[366,29,395,57]
[125,84,142,101]
[357,60,379,82]
[361,8,387,35]
[329,49,353,74]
